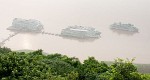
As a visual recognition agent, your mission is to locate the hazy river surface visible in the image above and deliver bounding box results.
[0,0,150,63]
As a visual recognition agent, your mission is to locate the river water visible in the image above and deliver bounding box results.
[0,0,150,63]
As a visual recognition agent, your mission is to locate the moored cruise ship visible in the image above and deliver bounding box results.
[110,22,138,32]
[61,25,101,38]
[7,18,44,32]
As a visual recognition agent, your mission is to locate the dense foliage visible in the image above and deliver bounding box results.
[0,47,149,80]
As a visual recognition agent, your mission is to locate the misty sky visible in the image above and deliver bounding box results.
[0,0,150,63]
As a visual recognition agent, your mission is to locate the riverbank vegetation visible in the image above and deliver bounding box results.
[0,47,150,80]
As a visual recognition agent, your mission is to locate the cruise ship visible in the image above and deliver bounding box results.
[61,25,101,38]
[7,18,44,32]
[110,22,138,32]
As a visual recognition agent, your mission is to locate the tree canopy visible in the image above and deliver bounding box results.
[0,47,149,80]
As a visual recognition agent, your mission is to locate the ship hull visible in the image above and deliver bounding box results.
[61,30,100,39]
[7,26,43,33]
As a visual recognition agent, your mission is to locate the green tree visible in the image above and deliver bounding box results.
[0,47,148,80]
[97,58,143,80]
[0,47,11,54]
[78,57,108,80]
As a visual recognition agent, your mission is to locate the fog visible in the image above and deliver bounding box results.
[0,0,150,63]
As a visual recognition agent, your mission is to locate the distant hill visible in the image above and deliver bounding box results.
[135,64,150,73]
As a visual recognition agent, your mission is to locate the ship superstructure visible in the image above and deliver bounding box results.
[61,25,101,38]
[7,18,43,32]
[110,22,138,32]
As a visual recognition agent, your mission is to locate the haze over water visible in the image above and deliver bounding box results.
[0,0,150,63]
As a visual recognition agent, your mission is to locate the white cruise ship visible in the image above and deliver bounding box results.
[61,25,101,38]
[110,22,138,32]
[7,18,43,32]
